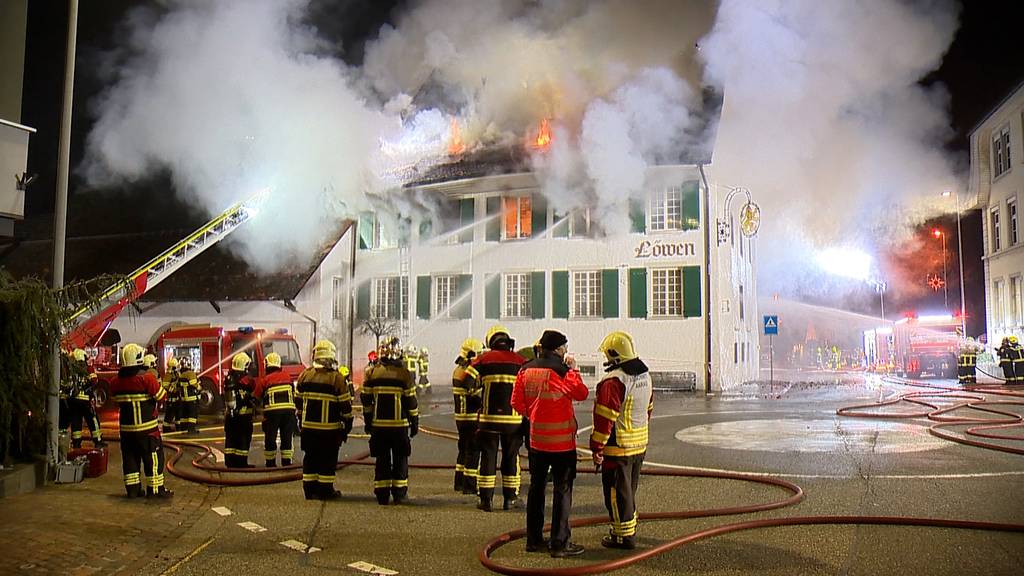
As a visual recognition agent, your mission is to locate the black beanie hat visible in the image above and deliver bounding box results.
[539,330,568,351]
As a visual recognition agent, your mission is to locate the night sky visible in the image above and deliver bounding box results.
[11,1,1024,333]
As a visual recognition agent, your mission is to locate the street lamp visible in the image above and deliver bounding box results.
[941,191,967,336]
[932,228,948,309]
[873,280,887,321]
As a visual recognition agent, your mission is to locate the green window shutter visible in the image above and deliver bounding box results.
[601,269,619,318]
[531,271,545,319]
[531,194,547,236]
[416,276,431,319]
[629,199,646,233]
[486,197,501,242]
[552,271,569,319]
[682,265,702,317]
[628,268,647,318]
[459,198,475,243]
[358,213,374,250]
[485,274,501,319]
[455,274,473,319]
[357,281,370,320]
[681,180,700,230]
[552,212,569,238]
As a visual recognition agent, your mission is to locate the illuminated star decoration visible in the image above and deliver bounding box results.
[927,274,946,291]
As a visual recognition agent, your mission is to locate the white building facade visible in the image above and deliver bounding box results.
[352,165,759,391]
[974,82,1024,344]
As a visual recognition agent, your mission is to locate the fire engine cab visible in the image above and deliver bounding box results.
[864,314,961,379]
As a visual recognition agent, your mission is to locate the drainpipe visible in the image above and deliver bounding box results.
[698,163,713,394]
[347,220,358,369]
[283,300,317,356]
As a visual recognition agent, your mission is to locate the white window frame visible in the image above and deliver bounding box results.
[1010,198,1019,246]
[332,276,347,320]
[502,196,532,240]
[650,268,682,317]
[571,270,602,318]
[1011,275,1023,327]
[993,125,1012,179]
[434,275,457,318]
[992,207,1002,253]
[649,187,683,231]
[994,278,1005,328]
[569,208,592,238]
[371,276,406,319]
[503,273,532,318]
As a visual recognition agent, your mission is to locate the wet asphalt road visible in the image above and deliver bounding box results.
[142,375,1024,575]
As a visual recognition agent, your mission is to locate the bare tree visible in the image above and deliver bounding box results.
[358,313,399,349]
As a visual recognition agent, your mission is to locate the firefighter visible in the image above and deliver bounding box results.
[362,339,418,505]
[67,348,104,448]
[177,356,201,434]
[465,325,527,512]
[453,338,484,494]
[58,351,73,446]
[161,357,180,433]
[511,330,589,558]
[110,343,172,498]
[223,353,257,468]
[957,338,979,386]
[404,345,420,382]
[1011,336,1024,384]
[996,338,1013,382]
[255,352,296,467]
[418,347,431,395]
[143,354,159,378]
[590,331,653,550]
[296,340,353,500]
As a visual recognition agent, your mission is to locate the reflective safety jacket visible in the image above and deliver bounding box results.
[296,367,353,432]
[465,348,527,431]
[111,367,166,434]
[958,352,977,368]
[419,353,430,376]
[70,364,97,402]
[224,371,257,416]
[256,369,296,413]
[404,352,420,374]
[178,370,200,402]
[511,353,589,452]
[361,360,418,429]
[452,361,481,423]
[590,358,653,458]
[162,370,180,399]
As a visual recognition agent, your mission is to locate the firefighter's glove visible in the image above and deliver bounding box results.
[409,417,419,438]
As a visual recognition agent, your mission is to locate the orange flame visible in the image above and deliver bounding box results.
[448,118,466,155]
[532,118,552,150]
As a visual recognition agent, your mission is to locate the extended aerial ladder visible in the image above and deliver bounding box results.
[63,189,269,349]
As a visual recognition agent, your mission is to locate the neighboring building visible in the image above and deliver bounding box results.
[1,0,33,237]
[352,159,759,391]
[973,81,1024,345]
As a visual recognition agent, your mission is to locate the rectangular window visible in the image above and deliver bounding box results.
[371,277,406,319]
[994,279,1005,328]
[739,285,745,321]
[1010,200,1018,246]
[650,268,682,316]
[1012,276,1022,326]
[572,271,602,318]
[993,125,1012,179]
[569,209,592,238]
[332,276,346,320]
[650,187,683,231]
[502,196,532,239]
[992,208,1002,252]
[434,275,457,318]
[503,273,532,318]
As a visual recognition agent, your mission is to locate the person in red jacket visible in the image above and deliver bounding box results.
[590,331,653,550]
[511,330,589,558]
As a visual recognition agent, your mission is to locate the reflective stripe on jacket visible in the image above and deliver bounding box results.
[465,349,526,430]
[178,370,201,402]
[591,359,653,458]
[453,363,480,423]
[511,352,589,452]
[361,361,418,428]
[296,367,353,431]
[111,368,166,433]
[257,370,296,413]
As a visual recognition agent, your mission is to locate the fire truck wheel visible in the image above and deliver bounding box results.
[198,377,223,414]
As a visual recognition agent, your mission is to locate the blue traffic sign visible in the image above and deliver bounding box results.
[763,315,779,335]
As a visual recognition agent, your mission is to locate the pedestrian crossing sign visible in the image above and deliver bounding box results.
[763,315,779,335]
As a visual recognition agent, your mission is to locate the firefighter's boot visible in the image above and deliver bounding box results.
[282,458,292,466]
[126,484,142,499]
[477,497,492,512]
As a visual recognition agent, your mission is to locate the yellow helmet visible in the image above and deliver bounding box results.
[600,331,638,366]
[339,365,351,378]
[231,352,252,372]
[313,340,337,362]
[460,338,484,360]
[143,354,157,368]
[265,352,282,369]
[166,356,179,370]
[1011,336,1020,344]
[121,343,146,367]
[72,348,87,363]
[485,324,511,348]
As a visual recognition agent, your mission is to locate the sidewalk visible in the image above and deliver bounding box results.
[0,442,213,575]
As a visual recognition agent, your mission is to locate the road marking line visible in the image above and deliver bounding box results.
[159,536,215,575]
[237,521,267,533]
[348,560,398,575]
[279,539,321,553]
[640,460,1024,480]
[211,506,232,516]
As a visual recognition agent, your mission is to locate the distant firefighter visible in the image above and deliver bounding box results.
[111,344,172,499]
[176,357,201,434]
[452,338,484,494]
[362,340,418,505]
[65,348,104,448]
[957,338,980,386]
[223,353,257,468]
[255,352,296,466]
[296,340,353,500]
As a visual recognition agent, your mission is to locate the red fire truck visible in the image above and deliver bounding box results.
[154,325,306,412]
[864,314,960,379]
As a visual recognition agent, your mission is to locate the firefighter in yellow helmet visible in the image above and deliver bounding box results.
[1010,336,1024,383]
[591,331,653,550]
[453,338,484,494]
[66,348,104,448]
[465,325,527,511]
[176,356,201,434]
[296,340,353,500]
[110,343,171,498]
[223,352,257,468]
[418,347,431,395]
[362,338,418,505]
[143,354,158,378]
[254,352,297,466]
[161,356,181,432]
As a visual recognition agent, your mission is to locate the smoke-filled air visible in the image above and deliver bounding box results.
[83,0,964,301]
